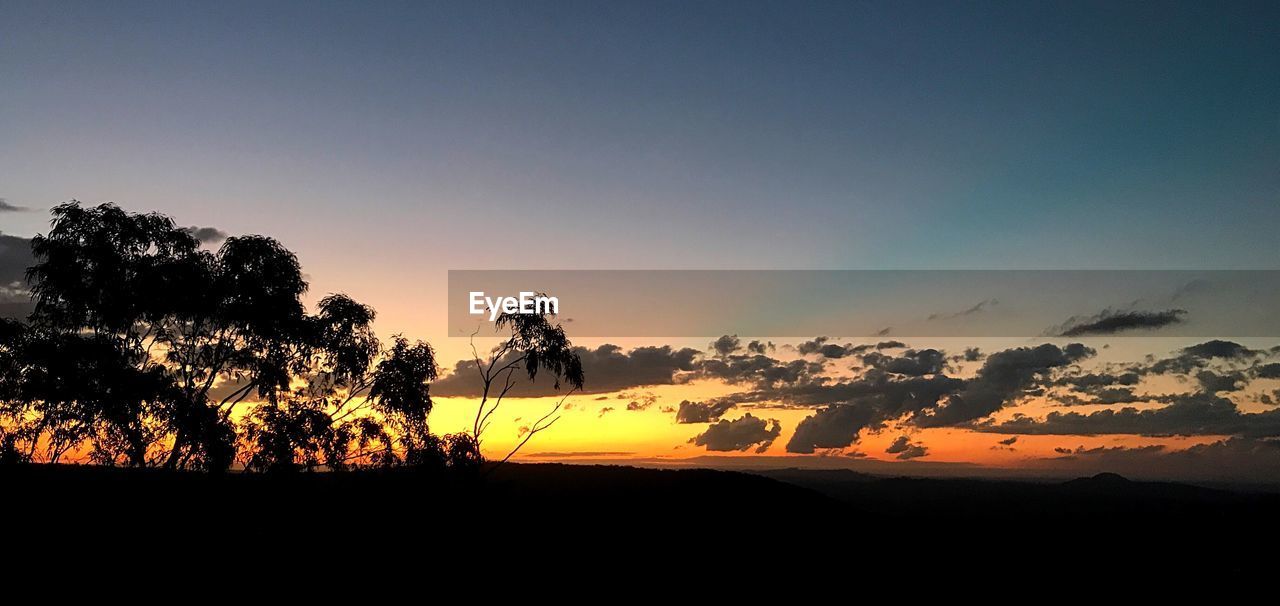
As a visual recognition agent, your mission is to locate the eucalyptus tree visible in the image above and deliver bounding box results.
[369,336,446,468]
[24,202,382,470]
[470,308,584,466]
[238,294,385,472]
[0,318,32,463]
[15,201,478,472]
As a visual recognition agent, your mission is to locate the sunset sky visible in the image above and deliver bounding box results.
[2,1,1279,480]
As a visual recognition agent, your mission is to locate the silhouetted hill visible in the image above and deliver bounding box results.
[3,463,1277,574]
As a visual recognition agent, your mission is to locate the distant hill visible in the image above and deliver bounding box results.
[3,463,1277,573]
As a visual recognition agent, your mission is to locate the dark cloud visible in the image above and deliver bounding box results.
[755,372,964,418]
[433,344,699,397]
[0,233,34,288]
[746,340,775,355]
[1053,309,1186,337]
[1255,363,1280,379]
[181,225,228,244]
[885,435,928,459]
[785,404,880,454]
[675,399,736,424]
[915,343,1094,427]
[1144,340,1262,375]
[1169,278,1210,302]
[1195,370,1247,393]
[691,414,781,453]
[597,407,614,418]
[816,343,855,358]
[981,393,1280,438]
[797,337,905,359]
[0,199,32,212]
[696,354,823,388]
[622,392,658,411]
[1086,387,1143,404]
[860,349,946,376]
[1049,444,1166,459]
[797,336,833,356]
[710,334,742,357]
[1180,340,1259,360]
[1053,371,1141,390]
[928,298,997,321]
[0,234,35,317]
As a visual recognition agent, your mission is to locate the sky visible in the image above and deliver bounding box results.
[2,1,1279,480]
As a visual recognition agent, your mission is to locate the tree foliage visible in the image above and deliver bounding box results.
[1,202,542,473]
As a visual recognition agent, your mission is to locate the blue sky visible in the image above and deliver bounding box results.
[2,1,1278,338]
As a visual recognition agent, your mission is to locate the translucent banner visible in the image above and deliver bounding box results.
[447,270,1280,338]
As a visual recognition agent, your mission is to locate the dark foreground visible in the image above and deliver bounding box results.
[4,463,1276,575]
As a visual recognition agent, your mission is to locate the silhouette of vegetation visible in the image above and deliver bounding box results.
[469,307,584,468]
[1,201,557,473]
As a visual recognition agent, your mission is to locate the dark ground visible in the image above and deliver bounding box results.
[3,462,1276,575]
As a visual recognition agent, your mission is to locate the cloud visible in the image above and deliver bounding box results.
[1143,340,1263,375]
[884,435,928,459]
[0,199,32,212]
[1169,279,1210,302]
[0,234,34,288]
[786,403,881,454]
[1049,444,1167,459]
[691,414,782,453]
[860,349,947,376]
[711,335,742,357]
[928,298,997,321]
[703,339,1273,454]
[797,336,834,356]
[1256,363,1280,379]
[1053,309,1186,337]
[914,343,1094,427]
[622,392,658,411]
[675,399,736,424]
[997,436,1018,446]
[1053,371,1141,390]
[433,344,699,397]
[797,337,906,359]
[181,225,228,244]
[696,354,824,388]
[746,340,775,354]
[0,234,35,317]
[1195,370,1247,393]
[981,393,1280,438]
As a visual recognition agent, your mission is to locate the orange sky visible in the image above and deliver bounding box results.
[418,336,1269,474]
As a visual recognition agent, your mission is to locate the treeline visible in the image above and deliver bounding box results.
[0,202,582,472]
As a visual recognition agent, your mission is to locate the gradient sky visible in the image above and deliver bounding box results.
[2,1,1279,478]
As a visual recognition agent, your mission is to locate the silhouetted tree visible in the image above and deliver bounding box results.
[8,201,509,473]
[19,202,445,471]
[23,203,322,469]
[369,336,447,468]
[240,296,401,472]
[470,306,584,467]
[0,319,32,463]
